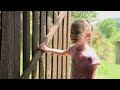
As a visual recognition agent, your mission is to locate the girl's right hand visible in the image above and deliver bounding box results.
[39,43,49,52]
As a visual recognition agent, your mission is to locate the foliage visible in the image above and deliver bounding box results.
[71,11,97,22]
[113,18,120,29]
[97,18,117,38]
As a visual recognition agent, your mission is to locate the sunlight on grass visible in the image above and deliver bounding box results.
[98,60,120,79]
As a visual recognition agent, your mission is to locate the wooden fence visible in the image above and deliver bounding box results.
[0,11,71,79]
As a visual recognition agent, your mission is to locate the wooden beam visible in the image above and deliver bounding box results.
[23,11,30,79]
[14,11,21,79]
[0,11,15,79]
[32,11,39,79]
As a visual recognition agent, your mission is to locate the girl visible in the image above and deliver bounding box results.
[39,19,100,79]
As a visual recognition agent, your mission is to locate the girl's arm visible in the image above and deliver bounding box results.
[39,43,69,56]
[89,64,99,79]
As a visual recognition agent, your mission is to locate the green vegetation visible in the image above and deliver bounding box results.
[94,17,120,79]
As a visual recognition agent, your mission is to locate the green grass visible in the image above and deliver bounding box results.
[98,60,120,79]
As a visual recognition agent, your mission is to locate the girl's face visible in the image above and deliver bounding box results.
[70,29,87,45]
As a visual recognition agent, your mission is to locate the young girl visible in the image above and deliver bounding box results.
[39,19,100,79]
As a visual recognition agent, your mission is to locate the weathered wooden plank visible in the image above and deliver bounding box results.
[32,11,39,79]
[57,12,62,79]
[46,11,53,79]
[0,11,15,79]
[39,11,44,79]
[0,11,1,64]
[40,11,46,79]
[67,11,71,79]
[56,11,59,79]
[52,11,58,79]
[23,11,30,79]
[14,11,21,79]
[61,21,64,79]
[20,11,67,79]
[63,14,67,79]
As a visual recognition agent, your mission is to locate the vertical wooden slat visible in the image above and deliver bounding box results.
[0,11,1,63]
[46,11,53,79]
[58,12,62,79]
[14,11,21,79]
[39,11,46,79]
[63,14,67,79]
[52,11,58,79]
[61,20,64,79]
[62,16,65,79]
[39,11,44,79]
[0,11,15,79]
[23,11,30,79]
[32,11,39,79]
[67,11,71,79]
[56,11,59,79]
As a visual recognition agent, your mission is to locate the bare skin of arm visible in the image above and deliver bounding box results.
[89,64,99,79]
[39,43,69,56]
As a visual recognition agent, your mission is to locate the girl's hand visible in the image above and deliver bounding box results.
[39,43,49,52]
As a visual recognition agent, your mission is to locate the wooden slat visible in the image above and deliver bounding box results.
[61,21,64,79]
[58,11,63,79]
[32,11,39,79]
[63,14,67,79]
[46,11,53,79]
[0,12,1,63]
[40,11,46,79]
[56,11,59,79]
[0,11,15,79]
[52,11,58,79]
[67,11,71,79]
[39,11,44,79]
[14,11,21,79]
[23,11,30,79]
[21,11,67,79]
[57,12,62,79]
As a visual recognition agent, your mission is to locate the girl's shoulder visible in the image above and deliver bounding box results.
[67,44,76,55]
[85,45,98,57]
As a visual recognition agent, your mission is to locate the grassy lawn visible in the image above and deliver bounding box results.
[98,60,120,79]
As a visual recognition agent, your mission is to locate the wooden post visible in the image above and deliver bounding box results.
[0,11,21,79]
[39,11,46,79]
[14,11,21,79]
[52,11,58,79]
[23,11,30,79]
[63,13,67,79]
[67,11,71,79]
[58,12,62,79]
[32,11,39,79]
[46,11,53,79]
[0,11,1,63]
[116,40,120,64]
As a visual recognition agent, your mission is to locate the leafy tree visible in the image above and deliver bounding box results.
[71,11,97,21]
[97,18,117,38]
[113,18,120,29]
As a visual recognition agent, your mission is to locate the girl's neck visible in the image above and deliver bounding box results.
[76,43,87,52]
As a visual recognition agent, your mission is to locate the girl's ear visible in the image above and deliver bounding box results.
[86,33,91,39]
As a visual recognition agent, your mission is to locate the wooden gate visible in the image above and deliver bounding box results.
[0,11,71,79]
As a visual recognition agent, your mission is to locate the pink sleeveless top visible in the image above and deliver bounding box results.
[67,44,100,79]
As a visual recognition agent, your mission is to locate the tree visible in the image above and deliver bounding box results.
[97,18,117,38]
[71,11,97,21]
